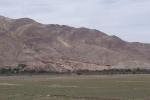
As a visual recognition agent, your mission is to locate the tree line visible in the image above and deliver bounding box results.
[0,64,150,75]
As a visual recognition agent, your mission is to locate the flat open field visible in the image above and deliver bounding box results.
[0,75,150,100]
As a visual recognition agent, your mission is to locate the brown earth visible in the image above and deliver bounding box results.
[0,16,150,72]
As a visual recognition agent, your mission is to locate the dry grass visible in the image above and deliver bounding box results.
[0,74,150,100]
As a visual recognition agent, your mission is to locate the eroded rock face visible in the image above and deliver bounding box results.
[0,16,150,72]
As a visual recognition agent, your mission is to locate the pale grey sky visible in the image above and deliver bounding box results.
[0,0,150,43]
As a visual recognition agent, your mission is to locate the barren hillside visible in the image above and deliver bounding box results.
[0,16,150,72]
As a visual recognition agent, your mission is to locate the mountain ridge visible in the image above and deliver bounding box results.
[0,16,150,72]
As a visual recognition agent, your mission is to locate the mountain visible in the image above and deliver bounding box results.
[0,16,150,72]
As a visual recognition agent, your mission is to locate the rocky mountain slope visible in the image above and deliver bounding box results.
[0,16,150,72]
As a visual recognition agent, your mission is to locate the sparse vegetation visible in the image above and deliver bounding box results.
[0,75,150,100]
[1,65,150,75]
[0,64,27,75]
[74,68,150,75]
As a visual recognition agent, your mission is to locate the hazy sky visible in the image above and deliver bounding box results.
[0,0,150,43]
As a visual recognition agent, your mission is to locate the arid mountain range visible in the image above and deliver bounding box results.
[0,16,150,72]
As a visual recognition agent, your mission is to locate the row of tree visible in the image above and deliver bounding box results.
[74,68,150,75]
[0,64,150,75]
[0,64,27,74]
